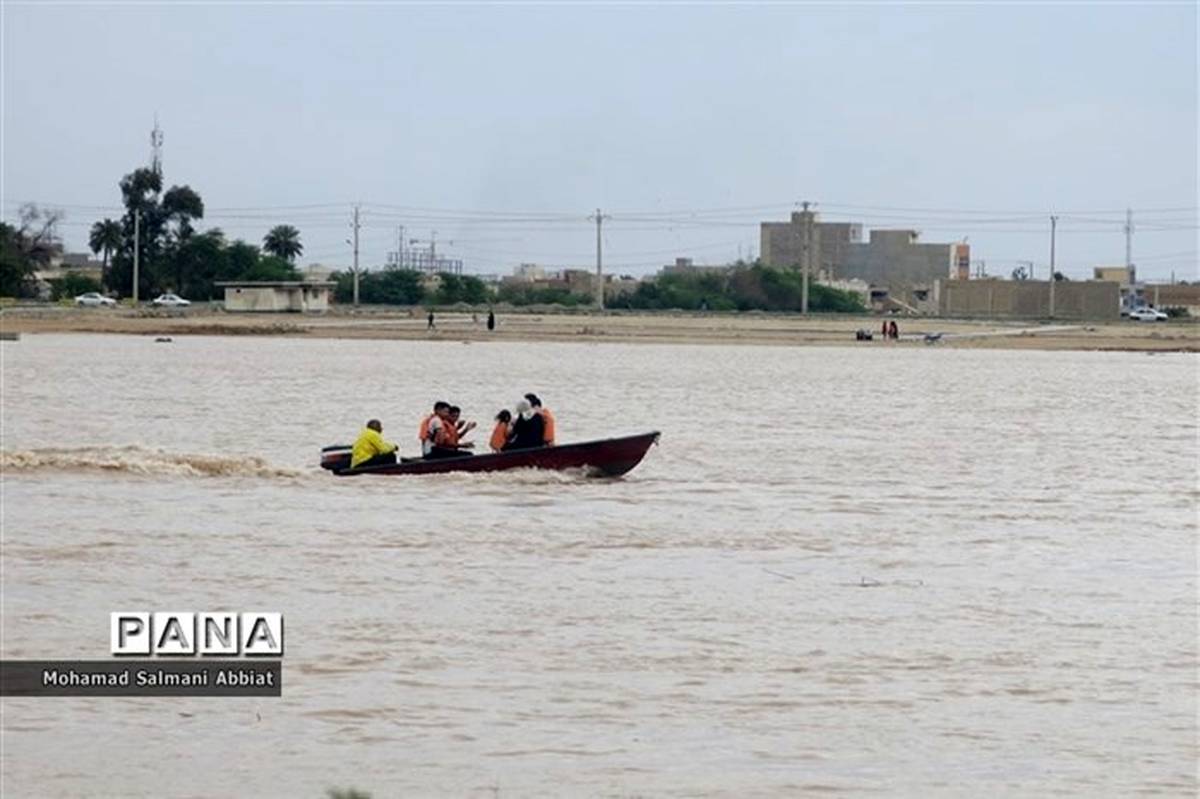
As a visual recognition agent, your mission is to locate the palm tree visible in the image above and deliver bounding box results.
[89,218,122,289]
[263,225,303,262]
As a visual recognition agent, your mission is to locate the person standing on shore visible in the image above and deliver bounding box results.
[427,311,436,330]
[487,310,495,331]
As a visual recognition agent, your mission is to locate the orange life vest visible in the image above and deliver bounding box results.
[441,421,460,447]
[418,413,435,443]
[489,421,509,451]
[540,407,556,445]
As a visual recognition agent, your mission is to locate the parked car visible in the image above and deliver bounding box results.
[75,292,116,307]
[151,293,192,307]
[1128,307,1168,322]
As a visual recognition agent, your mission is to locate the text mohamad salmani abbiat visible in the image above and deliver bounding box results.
[43,666,275,688]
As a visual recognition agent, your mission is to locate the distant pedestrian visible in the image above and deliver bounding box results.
[881,320,889,338]
[487,310,495,331]
[889,320,899,340]
[427,311,435,330]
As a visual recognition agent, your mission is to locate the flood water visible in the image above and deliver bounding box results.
[1,334,1196,797]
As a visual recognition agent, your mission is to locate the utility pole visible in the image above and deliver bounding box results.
[1124,207,1134,276]
[590,208,610,310]
[800,200,813,314]
[1049,214,1058,318]
[132,209,140,304]
[351,205,361,306]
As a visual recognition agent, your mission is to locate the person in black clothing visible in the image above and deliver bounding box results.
[505,400,545,450]
[486,310,495,331]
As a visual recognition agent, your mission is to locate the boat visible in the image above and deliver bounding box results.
[319,431,660,477]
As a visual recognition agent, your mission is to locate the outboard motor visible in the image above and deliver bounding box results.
[320,445,353,472]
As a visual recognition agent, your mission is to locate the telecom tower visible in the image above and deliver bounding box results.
[150,116,164,179]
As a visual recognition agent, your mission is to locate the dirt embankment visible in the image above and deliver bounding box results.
[1,306,1197,352]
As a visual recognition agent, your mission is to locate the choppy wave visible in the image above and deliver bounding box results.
[0,445,303,479]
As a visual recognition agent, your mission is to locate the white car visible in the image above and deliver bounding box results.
[151,293,191,307]
[1128,307,1168,322]
[75,292,116,307]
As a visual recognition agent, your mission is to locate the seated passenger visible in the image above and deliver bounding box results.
[489,410,512,453]
[447,405,477,442]
[425,404,474,459]
[524,392,556,446]
[350,419,398,469]
[505,400,545,451]
[420,401,455,459]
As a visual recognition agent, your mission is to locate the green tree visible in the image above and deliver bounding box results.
[171,229,228,299]
[434,273,491,305]
[88,218,122,289]
[240,254,301,282]
[105,167,205,299]
[332,266,424,305]
[262,225,303,262]
[226,240,261,278]
[49,271,103,301]
[0,205,64,298]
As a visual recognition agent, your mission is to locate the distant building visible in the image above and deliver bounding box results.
[217,281,335,312]
[1146,283,1199,316]
[760,209,957,289]
[938,278,1118,320]
[660,257,728,276]
[1093,266,1143,312]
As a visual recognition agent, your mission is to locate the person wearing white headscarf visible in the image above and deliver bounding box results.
[506,399,545,450]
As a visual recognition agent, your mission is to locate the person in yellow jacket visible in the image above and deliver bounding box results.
[350,419,399,469]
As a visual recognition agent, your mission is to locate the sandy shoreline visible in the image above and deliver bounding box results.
[1,307,1197,352]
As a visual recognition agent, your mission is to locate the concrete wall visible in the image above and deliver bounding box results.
[938,279,1119,320]
[223,286,330,312]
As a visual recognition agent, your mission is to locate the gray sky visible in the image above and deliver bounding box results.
[4,2,1196,280]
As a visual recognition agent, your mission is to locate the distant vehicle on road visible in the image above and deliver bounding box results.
[151,293,191,307]
[75,292,116,307]
[1128,307,1168,322]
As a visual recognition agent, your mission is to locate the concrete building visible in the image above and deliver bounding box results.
[1093,266,1145,312]
[760,210,956,289]
[1146,283,1200,316]
[938,279,1119,320]
[217,281,335,312]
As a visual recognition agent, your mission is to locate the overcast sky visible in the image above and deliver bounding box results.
[3,2,1196,280]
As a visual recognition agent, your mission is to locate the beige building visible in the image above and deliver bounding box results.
[760,210,955,289]
[217,281,335,312]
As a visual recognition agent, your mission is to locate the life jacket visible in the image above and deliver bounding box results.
[489,421,509,451]
[540,407,556,445]
[418,413,435,443]
[441,421,460,447]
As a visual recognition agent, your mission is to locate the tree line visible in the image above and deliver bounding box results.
[0,165,308,300]
[3,164,864,313]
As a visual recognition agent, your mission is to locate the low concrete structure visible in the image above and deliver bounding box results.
[217,281,335,312]
[1147,283,1200,316]
[938,279,1119,320]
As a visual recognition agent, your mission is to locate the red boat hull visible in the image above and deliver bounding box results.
[323,431,660,477]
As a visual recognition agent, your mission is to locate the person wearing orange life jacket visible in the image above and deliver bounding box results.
[441,406,476,453]
[419,401,454,459]
[489,409,512,453]
[524,393,555,446]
